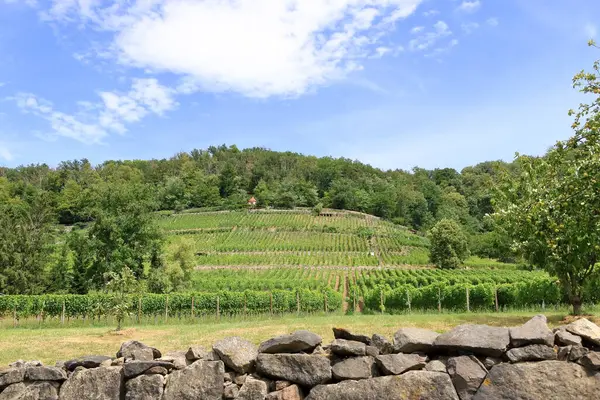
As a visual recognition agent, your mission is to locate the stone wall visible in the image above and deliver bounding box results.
[1,315,600,399]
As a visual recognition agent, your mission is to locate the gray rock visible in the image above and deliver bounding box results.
[275,381,292,390]
[213,337,258,374]
[331,357,377,380]
[425,360,447,372]
[330,339,366,356]
[144,366,168,375]
[25,366,67,381]
[565,318,600,346]
[447,356,487,400]
[185,346,208,361]
[7,361,24,369]
[0,368,24,388]
[125,374,164,400]
[332,328,371,345]
[266,384,304,400]
[509,315,554,347]
[375,354,427,376]
[370,334,393,355]
[223,371,234,382]
[434,325,510,357]
[223,383,239,399]
[578,351,600,370]
[259,331,322,354]
[100,359,112,368]
[234,374,248,385]
[482,357,502,370]
[117,341,160,361]
[25,361,42,368]
[568,345,589,361]
[123,360,174,379]
[557,346,571,361]
[393,328,439,353]
[505,344,557,363]
[0,381,59,400]
[473,360,600,399]
[162,360,224,400]
[256,354,331,387]
[59,366,124,400]
[238,376,268,400]
[112,358,124,367]
[157,351,188,370]
[555,329,582,346]
[306,371,459,400]
[365,346,379,357]
[64,355,112,371]
[54,361,65,369]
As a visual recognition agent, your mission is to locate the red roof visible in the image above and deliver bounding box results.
[248,197,257,203]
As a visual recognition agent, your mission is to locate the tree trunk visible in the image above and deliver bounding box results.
[571,294,582,316]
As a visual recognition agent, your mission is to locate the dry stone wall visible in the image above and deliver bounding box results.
[1,315,600,399]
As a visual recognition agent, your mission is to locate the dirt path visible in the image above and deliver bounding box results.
[334,275,340,291]
[342,272,349,313]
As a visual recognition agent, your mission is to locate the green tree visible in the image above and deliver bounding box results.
[429,219,470,269]
[105,266,140,331]
[494,44,600,314]
[167,240,196,291]
[68,229,93,295]
[48,241,73,294]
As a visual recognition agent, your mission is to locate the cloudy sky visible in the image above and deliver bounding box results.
[0,0,598,170]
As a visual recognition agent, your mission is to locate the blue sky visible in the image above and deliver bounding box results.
[0,0,598,171]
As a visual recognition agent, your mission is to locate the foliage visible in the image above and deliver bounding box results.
[428,219,470,269]
[104,267,141,331]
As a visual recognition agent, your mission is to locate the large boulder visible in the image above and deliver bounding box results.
[0,368,24,388]
[64,356,112,371]
[117,341,160,361]
[370,334,393,355]
[266,384,303,400]
[565,318,600,346]
[162,360,224,400]
[125,374,164,400]
[331,357,377,380]
[329,339,366,357]
[123,360,174,379]
[0,382,59,400]
[213,337,258,374]
[332,328,371,345]
[434,325,510,357]
[259,331,322,354]
[237,376,268,400]
[505,344,557,363]
[59,366,124,400]
[375,354,427,376]
[555,329,582,346]
[568,345,589,362]
[25,366,67,381]
[256,354,331,387]
[393,328,439,353]
[509,315,554,347]
[306,371,459,400]
[473,360,600,399]
[447,356,487,400]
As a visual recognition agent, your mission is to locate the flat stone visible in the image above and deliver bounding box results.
[144,366,168,375]
[425,360,447,372]
[332,328,371,345]
[259,331,322,354]
[64,355,112,371]
[0,368,24,388]
[185,346,209,361]
[555,329,582,346]
[25,366,67,381]
[578,351,600,370]
[238,376,268,400]
[505,344,557,363]
[447,356,487,400]
[266,384,304,400]
[509,315,554,347]
[371,334,393,355]
[157,351,188,370]
[434,324,510,357]
[375,354,427,376]
[59,366,123,400]
[162,360,224,400]
[123,360,174,379]
[117,341,160,361]
[330,339,366,357]
[0,381,59,400]
[331,357,377,380]
[256,354,331,387]
[125,374,164,400]
[565,318,600,346]
[473,360,600,399]
[213,337,258,374]
[393,328,439,353]
[305,371,459,400]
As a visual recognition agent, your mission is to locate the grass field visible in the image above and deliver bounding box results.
[1,310,596,366]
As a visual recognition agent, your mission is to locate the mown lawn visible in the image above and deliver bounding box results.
[1,310,596,366]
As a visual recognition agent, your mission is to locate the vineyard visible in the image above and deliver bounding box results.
[161,209,505,268]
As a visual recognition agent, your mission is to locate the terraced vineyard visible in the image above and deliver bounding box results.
[160,209,496,268]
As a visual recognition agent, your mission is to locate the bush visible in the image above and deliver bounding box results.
[429,219,470,269]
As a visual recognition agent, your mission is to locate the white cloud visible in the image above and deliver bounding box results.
[426,39,459,58]
[11,78,176,143]
[423,9,439,17]
[374,46,391,58]
[411,26,425,34]
[584,23,597,38]
[461,22,480,34]
[486,17,499,27]
[0,143,13,161]
[409,21,452,51]
[35,0,424,98]
[457,1,481,13]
